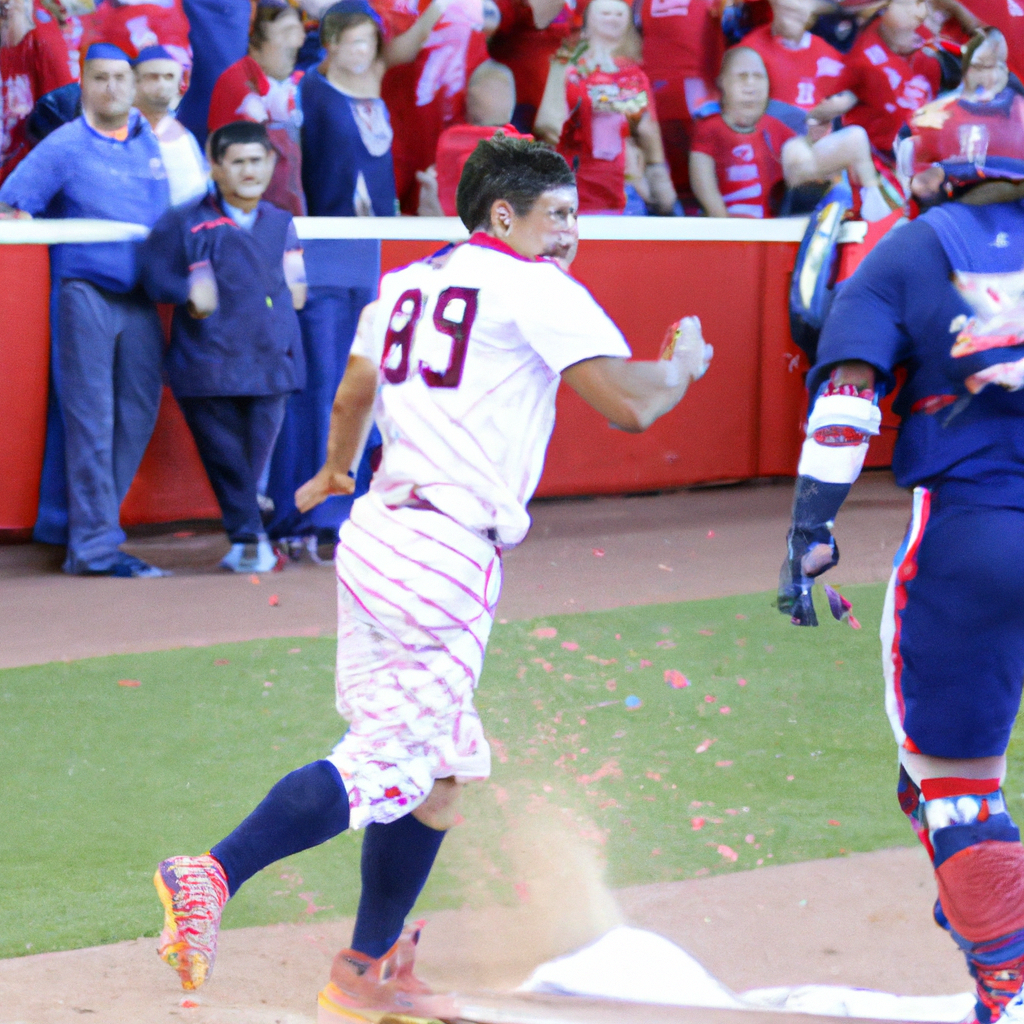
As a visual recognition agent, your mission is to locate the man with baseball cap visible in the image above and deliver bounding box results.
[779,36,1024,1022]
[0,41,172,576]
[133,43,208,206]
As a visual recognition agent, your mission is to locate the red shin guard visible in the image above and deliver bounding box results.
[936,841,1024,944]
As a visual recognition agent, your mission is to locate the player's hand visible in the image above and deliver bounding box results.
[777,526,839,626]
[552,36,588,66]
[295,467,355,513]
[187,264,218,319]
[645,162,678,216]
[0,202,30,220]
[662,316,713,383]
[416,167,443,217]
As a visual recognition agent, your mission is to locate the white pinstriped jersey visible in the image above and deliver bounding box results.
[352,234,631,546]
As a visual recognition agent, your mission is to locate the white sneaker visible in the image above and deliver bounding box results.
[220,538,279,573]
[220,542,248,572]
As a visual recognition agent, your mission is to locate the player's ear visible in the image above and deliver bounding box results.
[489,199,515,238]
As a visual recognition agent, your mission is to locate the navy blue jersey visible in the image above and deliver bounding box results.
[811,201,1024,509]
[141,192,305,398]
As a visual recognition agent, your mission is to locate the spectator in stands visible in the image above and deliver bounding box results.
[534,0,678,214]
[690,45,893,217]
[78,0,194,110]
[208,0,306,215]
[34,0,95,81]
[133,43,207,205]
[0,42,170,576]
[487,0,581,131]
[378,0,488,213]
[418,57,518,215]
[260,0,386,557]
[300,0,395,216]
[736,0,846,111]
[142,120,306,573]
[903,27,1019,201]
[809,0,942,159]
[638,0,726,202]
[1,0,72,184]
[959,24,1011,100]
[958,0,1023,80]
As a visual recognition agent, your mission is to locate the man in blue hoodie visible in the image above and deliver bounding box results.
[0,42,171,577]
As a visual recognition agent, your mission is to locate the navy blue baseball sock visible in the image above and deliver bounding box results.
[350,813,446,958]
[210,760,349,896]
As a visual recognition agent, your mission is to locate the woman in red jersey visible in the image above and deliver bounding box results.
[534,0,678,212]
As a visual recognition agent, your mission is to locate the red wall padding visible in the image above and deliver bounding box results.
[0,245,51,536]
[2,234,894,534]
[120,386,221,526]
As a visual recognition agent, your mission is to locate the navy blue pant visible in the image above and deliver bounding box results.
[178,394,288,544]
[266,285,378,541]
[887,494,1024,759]
[33,271,69,546]
[57,280,164,574]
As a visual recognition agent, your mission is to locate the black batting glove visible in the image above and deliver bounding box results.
[778,525,839,627]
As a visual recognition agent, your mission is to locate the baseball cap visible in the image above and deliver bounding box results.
[319,0,384,33]
[134,44,176,65]
[83,41,133,63]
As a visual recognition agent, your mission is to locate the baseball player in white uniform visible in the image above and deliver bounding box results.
[153,133,713,1019]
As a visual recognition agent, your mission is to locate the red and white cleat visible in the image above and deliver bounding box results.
[154,854,229,991]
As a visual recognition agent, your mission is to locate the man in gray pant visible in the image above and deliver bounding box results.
[0,43,172,576]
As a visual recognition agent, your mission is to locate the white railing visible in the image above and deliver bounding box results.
[0,215,868,246]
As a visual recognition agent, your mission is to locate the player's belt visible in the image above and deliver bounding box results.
[386,498,501,545]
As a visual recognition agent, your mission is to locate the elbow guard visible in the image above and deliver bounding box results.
[798,381,881,485]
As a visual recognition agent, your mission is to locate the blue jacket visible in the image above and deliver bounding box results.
[0,110,169,293]
[140,191,306,398]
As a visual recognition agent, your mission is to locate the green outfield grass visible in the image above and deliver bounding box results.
[6,582,1021,960]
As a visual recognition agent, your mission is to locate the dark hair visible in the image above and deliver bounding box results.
[250,2,301,48]
[456,133,575,232]
[209,120,273,163]
[319,8,383,56]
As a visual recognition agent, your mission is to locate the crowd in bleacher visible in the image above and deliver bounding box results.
[0,0,1017,578]
[1,0,1017,220]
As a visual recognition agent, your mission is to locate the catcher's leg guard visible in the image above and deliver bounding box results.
[899,770,1024,1022]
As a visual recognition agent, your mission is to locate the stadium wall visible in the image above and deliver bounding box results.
[0,217,896,534]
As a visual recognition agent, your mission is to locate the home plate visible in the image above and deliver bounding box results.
[319,927,974,1024]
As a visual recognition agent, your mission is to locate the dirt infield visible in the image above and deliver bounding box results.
[0,849,965,1024]
[3,473,974,1024]
[0,473,908,668]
